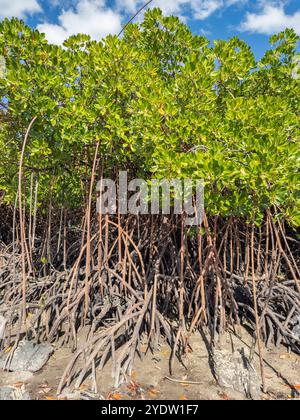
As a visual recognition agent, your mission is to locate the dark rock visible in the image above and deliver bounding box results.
[291,316,300,341]
[0,315,7,341]
[0,386,31,400]
[212,347,261,400]
[0,340,53,373]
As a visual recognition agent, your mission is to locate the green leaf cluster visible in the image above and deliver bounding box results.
[0,10,299,226]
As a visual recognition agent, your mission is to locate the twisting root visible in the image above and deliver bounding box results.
[0,209,299,392]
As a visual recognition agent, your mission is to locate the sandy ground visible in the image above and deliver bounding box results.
[0,327,299,400]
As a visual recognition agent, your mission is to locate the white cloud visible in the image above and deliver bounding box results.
[151,0,190,16]
[0,0,41,19]
[240,3,300,35]
[37,23,69,44]
[226,0,247,5]
[116,0,191,17]
[116,0,138,14]
[38,0,228,44]
[117,0,230,21]
[191,0,223,20]
[2,0,297,48]
[37,0,122,44]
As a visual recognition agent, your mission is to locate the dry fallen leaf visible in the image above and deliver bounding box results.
[219,392,231,401]
[45,395,59,401]
[26,312,34,320]
[148,388,160,398]
[129,370,138,380]
[108,392,123,400]
[279,354,291,360]
[140,345,147,353]
[13,381,25,388]
[161,349,170,357]
[179,395,188,400]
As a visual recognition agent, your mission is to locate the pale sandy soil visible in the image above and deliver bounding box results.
[0,327,299,400]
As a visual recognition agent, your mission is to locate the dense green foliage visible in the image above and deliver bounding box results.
[0,9,299,225]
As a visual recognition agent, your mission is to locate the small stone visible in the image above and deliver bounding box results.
[0,386,31,400]
[0,340,53,373]
[290,315,300,342]
[212,347,261,400]
[0,315,7,341]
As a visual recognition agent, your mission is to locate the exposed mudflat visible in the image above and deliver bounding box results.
[0,327,299,400]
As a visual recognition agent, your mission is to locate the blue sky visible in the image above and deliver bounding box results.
[0,1,299,58]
